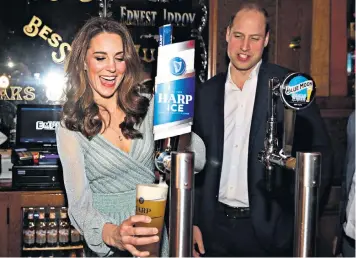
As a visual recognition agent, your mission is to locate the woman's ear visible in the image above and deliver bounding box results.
[84,63,88,71]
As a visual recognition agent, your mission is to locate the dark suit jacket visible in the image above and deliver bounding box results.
[335,111,355,255]
[192,62,333,255]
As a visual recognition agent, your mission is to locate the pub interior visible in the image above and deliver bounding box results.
[0,0,354,257]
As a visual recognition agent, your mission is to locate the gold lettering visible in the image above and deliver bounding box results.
[52,43,71,64]
[0,89,10,100]
[23,15,42,37]
[134,45,156,63]
[141,48,156,63]
[48,33,62,48]
[38,25,53,41]
[10,86,23,100]
[135,44,141,54]
[23,87,36,101]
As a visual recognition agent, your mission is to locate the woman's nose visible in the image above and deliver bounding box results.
[106,59,116,72]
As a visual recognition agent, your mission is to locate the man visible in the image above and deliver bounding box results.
[192,2,333,257]
[335,111,355,257]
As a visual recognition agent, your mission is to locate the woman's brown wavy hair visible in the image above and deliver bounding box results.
[62,17,150,139]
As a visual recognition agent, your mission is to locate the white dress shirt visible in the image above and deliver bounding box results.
[344,170,355,240]
[218,61,261,208]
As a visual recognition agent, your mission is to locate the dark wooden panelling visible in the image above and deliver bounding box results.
[310,0,331,96]
[0,193,9,257]
[275,0,312,73]
[20,190,66,207]
[317,97,355,110]
[317,96,355,118]
[8,192,22,257]
[208,0,218,79]
[216,0,233,73]
[330,0,348,96]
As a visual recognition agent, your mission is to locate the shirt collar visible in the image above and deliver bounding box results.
[226,60,262,87]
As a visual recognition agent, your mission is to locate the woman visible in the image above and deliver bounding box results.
[56,17,168,257]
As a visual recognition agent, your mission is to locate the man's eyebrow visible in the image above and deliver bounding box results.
[232,32,264,37]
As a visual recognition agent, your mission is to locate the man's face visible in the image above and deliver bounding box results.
[226,9,269,74]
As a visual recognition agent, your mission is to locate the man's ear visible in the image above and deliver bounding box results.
[226,27,231,43]
[264,32,270,47]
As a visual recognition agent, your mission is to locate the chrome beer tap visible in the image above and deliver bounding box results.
[258,73,321,257]
[258,73,315,191]
[154,136,180,181]
[258,78,280,192]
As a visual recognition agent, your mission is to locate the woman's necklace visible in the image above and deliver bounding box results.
[100,107,126,142]
[108,126,124,141]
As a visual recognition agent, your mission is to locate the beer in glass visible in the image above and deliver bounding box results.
[136,183,168,257]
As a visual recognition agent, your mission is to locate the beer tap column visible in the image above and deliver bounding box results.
[169,152,194,257]
[294,152,321,257]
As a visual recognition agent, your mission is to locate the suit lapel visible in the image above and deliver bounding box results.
[213,73,226,163]
[249,63,269,153]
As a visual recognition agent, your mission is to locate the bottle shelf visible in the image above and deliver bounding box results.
[23,245,83,251]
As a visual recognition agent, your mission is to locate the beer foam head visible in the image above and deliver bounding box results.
[136,183,168,201]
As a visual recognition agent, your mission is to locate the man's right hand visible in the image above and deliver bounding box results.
[193,225,205,257]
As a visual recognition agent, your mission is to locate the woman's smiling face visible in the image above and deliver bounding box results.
[85,32,126,102]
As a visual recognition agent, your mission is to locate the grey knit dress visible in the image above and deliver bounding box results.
[56,102,169,257]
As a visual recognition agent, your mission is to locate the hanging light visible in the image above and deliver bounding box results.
[0,74,10,89]
[7,61,15,68]
[43,71,66,101]
[80,0,92,2]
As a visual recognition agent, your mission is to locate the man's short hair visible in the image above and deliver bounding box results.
[228,1,270,35]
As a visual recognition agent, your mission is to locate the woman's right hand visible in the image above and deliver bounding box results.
[102,215,159,257]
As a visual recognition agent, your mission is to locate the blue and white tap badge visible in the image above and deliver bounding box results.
[159,24,172,47]
[279,72,316,110]
[153,25,195,140]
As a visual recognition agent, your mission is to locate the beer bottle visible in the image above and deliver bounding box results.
[46,207,58,247]
[58,207,70,246]
[70,225,81,246]
[35,207,47,247]
[23,208,35,248]
[77,248,84,257]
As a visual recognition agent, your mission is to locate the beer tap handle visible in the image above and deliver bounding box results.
[282,108,296,158]
[265,78,280,192]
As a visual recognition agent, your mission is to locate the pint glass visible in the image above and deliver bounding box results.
[136,183,168,257]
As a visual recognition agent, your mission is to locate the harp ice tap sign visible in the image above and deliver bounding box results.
[153,25,195,140]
